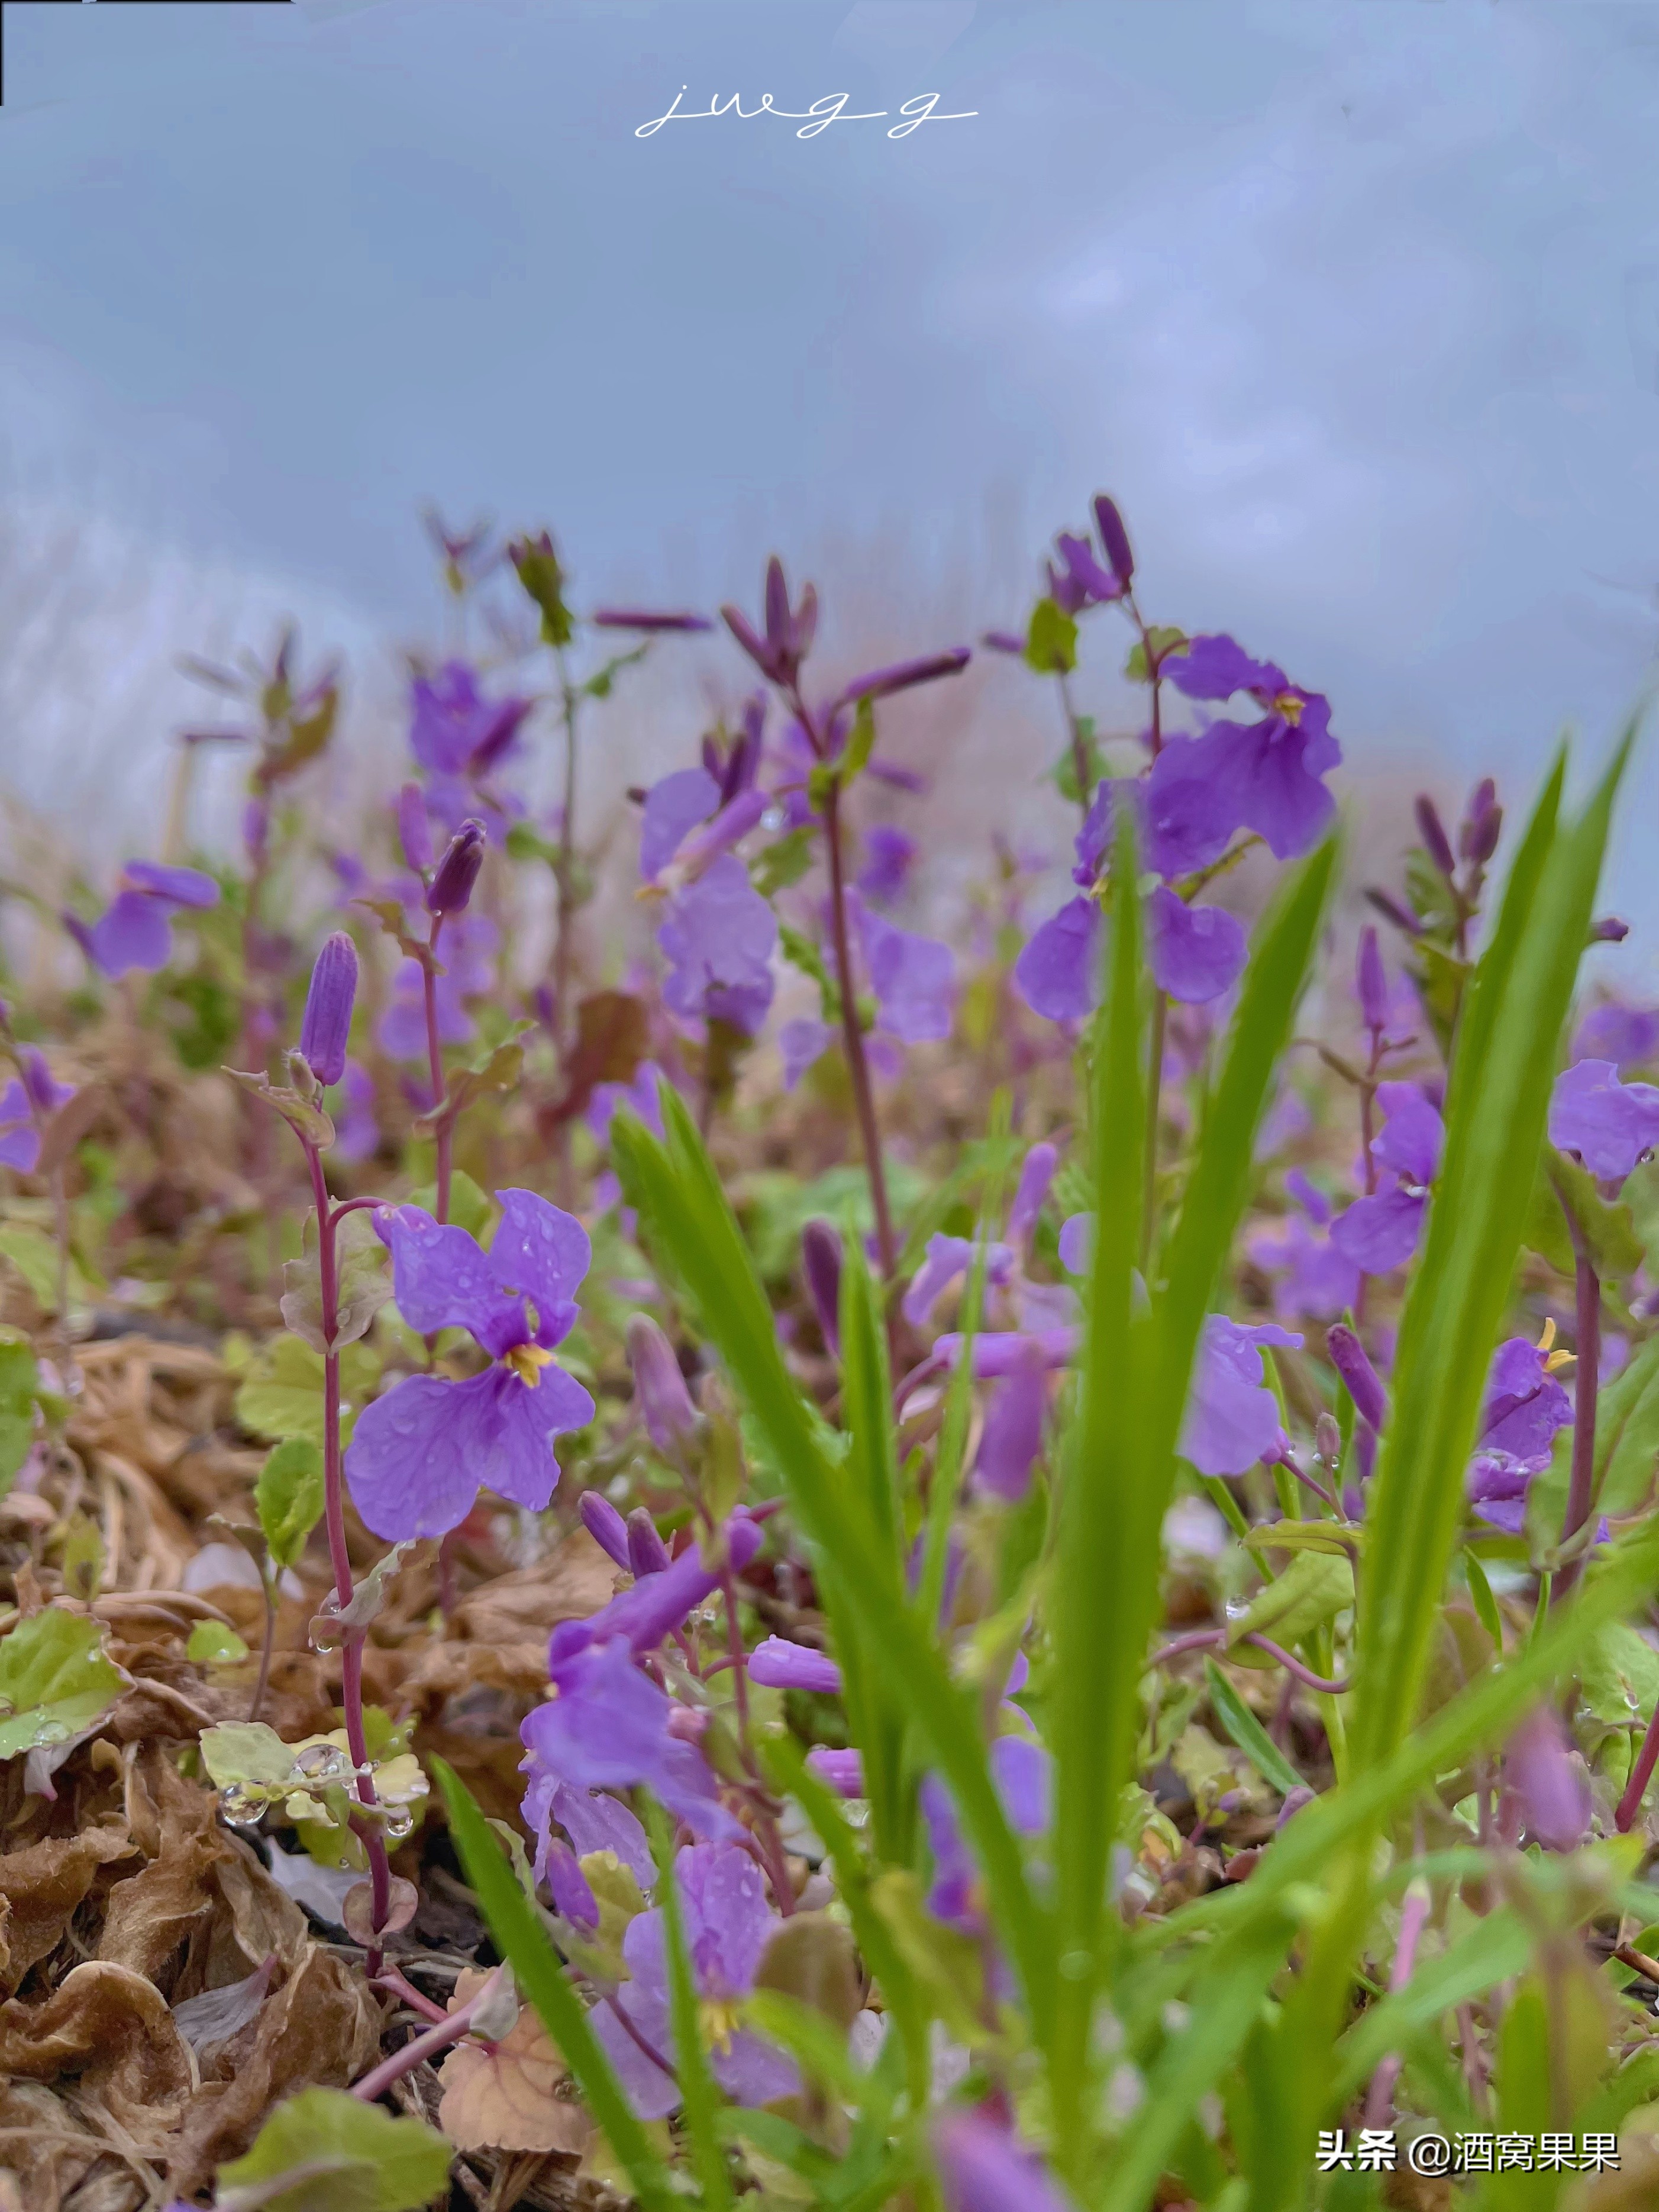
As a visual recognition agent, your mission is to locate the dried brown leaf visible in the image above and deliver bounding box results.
[436,1968,592,2157]
[0,1823,137,1996]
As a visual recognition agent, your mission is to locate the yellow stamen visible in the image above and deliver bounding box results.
[1544,1349,1576,1374]
[1273,691,1305,726]
[504,1342,556,1388]
[698,1998,744,2056]
[1537,1317,1558,1354]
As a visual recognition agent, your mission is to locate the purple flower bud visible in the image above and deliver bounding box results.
[1461,778,1502,865]
[721,602,782,683]
[749,1635,843,1694]
[1413,795,1457,880]
[1315,1411,1341,1465]
[590,608,712,633]
[836,648,971,710]
[801,1220,842,1355]
[579,1489,631,1571]
[764,556,790,657]
[1591,915,1631,943]
[546,1837,599,1926]
[1365,887,1422,939]
[626,1505,672,1579]
[791,581,818,665]
[1008,1143,1058,1247]
[398,782,433,873]
[1357,925,1388,1035]
[426,819,486,916]
[1092,492,1135,585]
[625,1314,698,1452]
[980,630,1027,655]
[299,931,359,1088]
[1506,1704,1590,1852]
[1277,1785,1315,1829]
[1325,1323,1387,1433]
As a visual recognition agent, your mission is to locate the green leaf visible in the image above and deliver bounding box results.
[1123,624,1187,682]
[750,827,816,899]
[215,2084,451,2212]
[778,924,841,1023]
[0,1224,65,1313]
[1203,1656,1305,1797]
[199,1721,299,1793]
[408,1166,493,1241]
[841,697,877,782]
[1580,1619,1659,1731]
[1024,596,1077,675]
[434,1759,679,2212]
[0,1606,128,1760]
[0,1333,39,1495]
[235,1336,380,1446]
[280,1210,390,1355]
[1529,1149,1645,1279]
[188,1619,251,1666]
[1463,1548,1504,1650]
[1228,1549,1354,1655]
[648,1800,733,2211]
[256,1437,326,1572]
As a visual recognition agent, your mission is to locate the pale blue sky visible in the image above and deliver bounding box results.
[4,1,1659,923]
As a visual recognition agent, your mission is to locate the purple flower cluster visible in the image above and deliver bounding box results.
[66,862,220,980]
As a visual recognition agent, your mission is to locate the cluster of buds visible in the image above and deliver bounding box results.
[722,554,818,689]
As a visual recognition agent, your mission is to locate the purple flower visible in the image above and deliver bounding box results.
[0,1052,76,1173]
[1092,493,1135,588]
[627,1507,672,1578]
[1147,886,1246,1005]
[1048,529,1125,612]
[1574,1001,1659,1072]
[410,661,532,778]
[588,1060,666,1144]
[722,557,817,687]
[298,931,359,1088]
[1057,1214,1091,1275]
[626,1314,698,1453]
[973,1340,1050,1501]
[1330,1082,1445,1276]
[921,1735,1051,1934]
[1466,1336,1575,1534]
[748,1636,842,1694]
[590,1842,798,2118]
[1548,1059,1659,1186]
[657,855,777,1037]
[934,2110,1073,2212]
[378,957,472,1062]
[856,902,956,1044]
[801,1218,843,1353]
[806,1746,864,1795]
[554,1515,763,1666]
[1325,1323,1388,1433]
[1071,778,1123,888]
[1246,1176,1361,1323]
[640,768,722,882]
[933,1327,1078,1379]
[1014,897,1099,1025]
[343,1189,596,1539]
[857,824,918,906]
[1180,1316,1302,1477]
[67,863,220,979]
[1505,1705,1590,1853]
[903,1233,1015,1328]
[397,782,434,873]
[780,1018,835,1090]
[521,1634,737,1849]
[427,818,487,916]
[1007,1143,1058,1248]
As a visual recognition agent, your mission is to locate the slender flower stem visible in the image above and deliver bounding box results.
[822,781,897,1278]
[1364,1876,1432,2127]
[374,1966,451,2024]
[249,1576,276,1726]
[1616,1702,1659,1832]
[1056,669,1093,814]
[1148,1623,1352,1694]
[550,646,581,1054]
[420,914,450,1226]
[1556,1218,1600,1602]
[351,1966,504,2102]
[305,1139,392,1965]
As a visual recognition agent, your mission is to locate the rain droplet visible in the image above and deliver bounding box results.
[219,1784,266,1830]
[382,1804,415,1843]
[295,1742,351,1784]
[33,1720,71,1746]
[309,1617,344,1655]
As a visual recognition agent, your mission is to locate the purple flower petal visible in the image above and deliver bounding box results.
[521,1635,738,1841]
[1180,1315,1302,1478]
[122,861,220,910]
[345,1362,591,1539]
[1574,1001,1659,1072]
[1164,633,1284,701]
[934,2111,1072,2212]
[657,855,777,1037]
[489,1188,590,1350]
[88,890,175,977]
[1370,1081,1444,1189]
[973,1344,1049,1501]
[1548,1058,1659,1185]
[1146,886,1247,1005]
[857,824,918,905]
[858,906,956,1044]
[1057,1213,1091,1275]
[1329,1185,1427,1275]
[640,767,721,882]
[779,1018,834,1090]
[1007,1143,1058,1246]
[1014,897,1099,1024]
[374,1205,524,1349]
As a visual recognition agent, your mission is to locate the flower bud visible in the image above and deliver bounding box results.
[546,1839,599,1927]
[800,1219,843,1356]
[626,1506,672,1579]
[425,819,486,917]
[625,1314,698,1452]
[1591,915,1631,943]
[1365,886,1422,939]
[980,630,1027,654]
[1505,1704,1590,1853]
[1092,492,1135,585]
[764,556,791,657]
[1357,925,1388,1035]
[1325,1323,1387,1434]
[1460,777,1502,865]
[1413,795,1457,879]
[1314,1411,1341,1466]
[592,608,712,633]
[579,1489,630,1571]
[299,931,358,1088]
[397,783,433,873]
[837,648,971,710]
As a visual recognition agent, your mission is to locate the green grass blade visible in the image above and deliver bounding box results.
[612,1090,1057,2043]
[648,1801,733,2211]
[1203,1655,1304,1798]
[433,1758,679,2212]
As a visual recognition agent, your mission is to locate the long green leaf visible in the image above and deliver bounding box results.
[432,1759,677,2212]
[648,1801,732,2211]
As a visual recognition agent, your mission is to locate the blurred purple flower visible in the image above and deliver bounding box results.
[397,781,434,873]
[856,902,956,1044]
[409,660,532,778]
[1574,1000,1659,1072]
[1549,1058,1659,1186]
[1357,925,1388,1036]
[857,824,918,905]
[378,959,470,1062]
[922,1735,1051,1934]
[590,1841,798,2119]
[1246,1174,1361,1323]
[657,855,777,1037]
[801,1218,843,1352]
[807,1746,865,1795]
[1325,1322,1389,1433]
[934,2110,1073,2212]
[640,768,721,882]
[0,1052,76,1173]
[903,1233,1015,1328]
[779,1017,835,1090]
[588,1060,666,1143]
[1014,897,1098,1024]
[579,1489,631,1572]
[1505,1704,1590,1852]
[1057,1213,1090,1275]
[344,1190,595,1539]
[748,1636,842,1694]
[1008,1142,1058,1248]
[835,648,970,712]
[1180,1316,1302,1476]
[426,819,487,917]
[1147,886,1246,1005]
[1048,522,1127,612]
[973,1339,1050,1500]
[626,1313,698,1454]
[67,863,220,979]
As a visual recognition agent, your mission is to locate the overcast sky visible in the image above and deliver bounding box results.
[4,0,1659,931]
